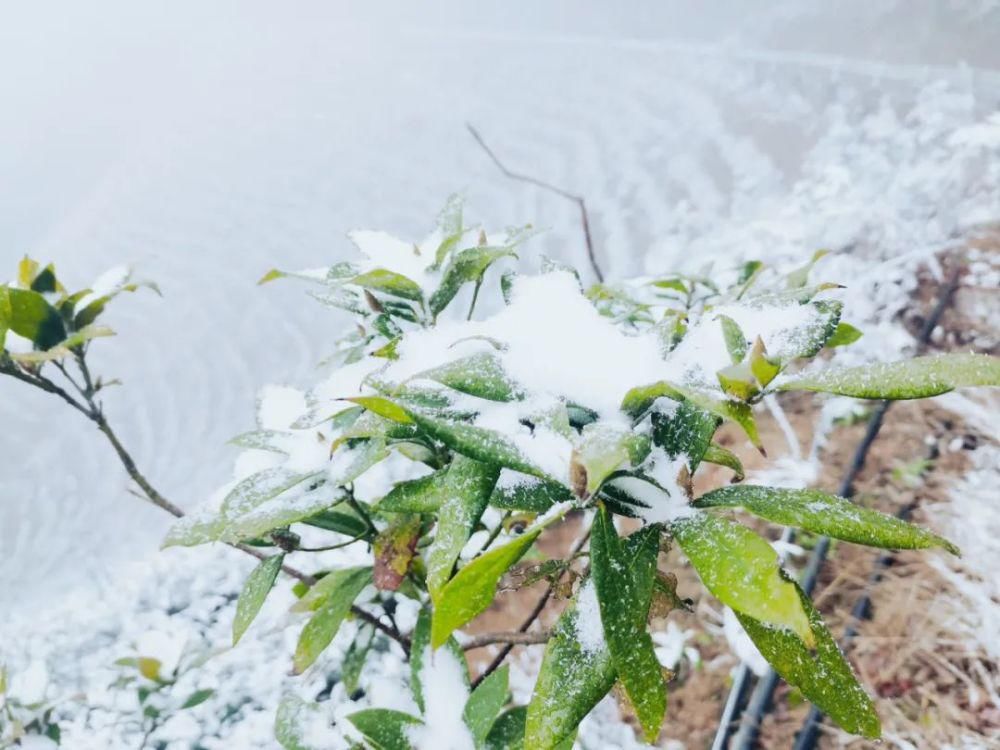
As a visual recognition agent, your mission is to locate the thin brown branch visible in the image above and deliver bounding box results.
[1,362,92,419]
[466,123,604,283]
[462,629,551,651]
[471,525,591,688]
[92,411,186,518]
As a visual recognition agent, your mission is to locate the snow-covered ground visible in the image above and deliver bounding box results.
[2,3,999,748]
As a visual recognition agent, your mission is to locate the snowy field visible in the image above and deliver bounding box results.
[2,3,999,748]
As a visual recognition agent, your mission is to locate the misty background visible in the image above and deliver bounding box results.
[2,1,998,607]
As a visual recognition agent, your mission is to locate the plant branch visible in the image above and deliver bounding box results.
[466,123,604,283]
[462,630,551,650]
[471,525,591,688]
[0,361,92,419]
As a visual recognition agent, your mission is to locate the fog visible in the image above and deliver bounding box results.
[2,1,998,605]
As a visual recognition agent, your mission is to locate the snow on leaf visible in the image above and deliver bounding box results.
[591,509,666,741]
[426,458,500,598]
[736,580,880,739]
[489,471,572,513]
[232,553,284,645]
[292,567,372,673]
[274,693,326,750]
[777,353,1000,399]
[525,583,616,750]
[414,351,524,403]
[348,708,422,750]
[695,485,959,554]
[407,409,552,480]
[695,485,959,555]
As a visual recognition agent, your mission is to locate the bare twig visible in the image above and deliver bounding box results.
[466,123,604,283]
[462,630,551,650]
[0,361,92,419]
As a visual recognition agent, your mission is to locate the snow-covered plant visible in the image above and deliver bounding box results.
[4,200,1000,749]
[110,648,215,747]
[0,664,61,748]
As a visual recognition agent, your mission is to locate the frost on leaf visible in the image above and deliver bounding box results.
[696,485,959,554]
[671,513,813,645]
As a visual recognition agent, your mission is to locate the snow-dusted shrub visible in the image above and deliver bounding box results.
[2,200,999,748]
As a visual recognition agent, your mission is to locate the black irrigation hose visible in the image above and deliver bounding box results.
[717,268,961,750]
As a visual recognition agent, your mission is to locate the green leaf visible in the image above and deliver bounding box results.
[291,565,373,613]
[233,553,285,645]
[525,584,617,750]
[591,509,665,742]
[429,246,517,317]
[736,579,880,738]
[650,277,688,294]
[695,485,959,554]
[490,473,572,512]
[162,469,334,547]
[229,429,290,453]
[671,513,813,645]
[328,438,390,486]
[701,443,745,481]
[348,708,422,750]
[786,249,830,289]
[350,268,424,302]
[345,396,414,424]
[301,507,370,538]
[427,458,500,597]
[379,469,449,513]
[29,263,58,293]
[180,688,215,709]
[407,409,551,480]
[573,423,647,497]
[293,567,372,673]
[463,666,509,747]
[341,627,375,696]
[620,380,686,419]
[432,193,466,269]
[416,352,523,402]
[74,273,159,328]
[826,321,863,348]
[716,361,760,401]
[621,381,762,453]
[777,353,1000,399]
[749,336,780,387]
[718,315,748,363]
[790,300,843,360]
[221,468,318,521]
[651,400,720,472]
[274,693,324,750]
[485,706,527,750]
[431,508,565,648]
[0,286,66,349]
[485,707,576,750]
